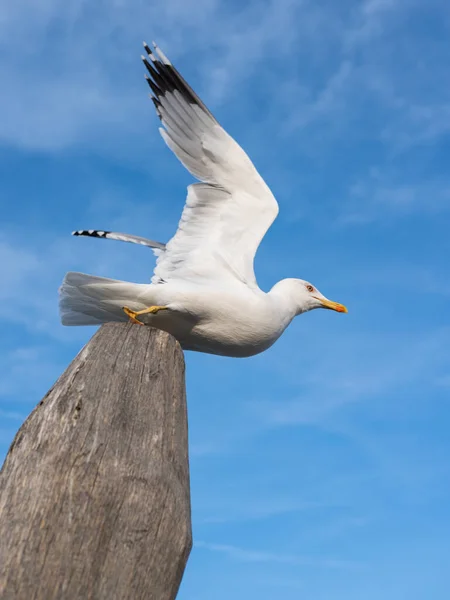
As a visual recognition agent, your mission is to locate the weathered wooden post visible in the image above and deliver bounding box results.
[0,323,192,600]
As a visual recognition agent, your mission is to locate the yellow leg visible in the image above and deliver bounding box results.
[123,307,144,325]
[123,305,168,325]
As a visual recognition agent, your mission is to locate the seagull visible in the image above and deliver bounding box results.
[60,42,347,358]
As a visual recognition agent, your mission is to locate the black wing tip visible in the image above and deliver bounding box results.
[143,53,187,101]
[141,39,215,122]
[141,55,154,68]
[72,230,110,238]
[145,73,163,97]
[143,41,156,62]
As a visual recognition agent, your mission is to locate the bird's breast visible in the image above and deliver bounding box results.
[181,296,287,357]
[139,285,290,358]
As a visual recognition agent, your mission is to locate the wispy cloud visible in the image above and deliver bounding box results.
[278,0,450,158]
[4,0,446,159]
[0,344,65,400]
[185,322,450,468]
[338,170,450,225]
[0,408,28,421]
[195,540,362,569]
[0,0,206,151]
[252,326,450,429]
[194,495,327,525]
[0,0,319,153]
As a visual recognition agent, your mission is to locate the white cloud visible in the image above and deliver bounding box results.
[195,540,362,569]
[246,325,450,432]
[0,0,315,152]
[0,408,28,421]
[0,238,40,300]
[277,0,450,159]
[338,170,450,225]
[0,0,215,151]
[194,492,327,524]
[382,103,450,151]
[0,344,64,399]
[1,0,447,191]
[1,0,435,152]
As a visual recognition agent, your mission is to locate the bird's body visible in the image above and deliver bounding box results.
[62,273,303,357]
[138,282,284,357]
[60,42,347,357]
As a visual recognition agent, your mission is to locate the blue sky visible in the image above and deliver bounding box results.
[1,0,450,597]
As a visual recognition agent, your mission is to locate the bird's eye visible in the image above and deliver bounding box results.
[306,285,314,292]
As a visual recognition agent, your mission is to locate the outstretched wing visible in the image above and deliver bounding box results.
[144,42,279,287]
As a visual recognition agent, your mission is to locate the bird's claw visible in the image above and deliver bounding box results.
[123,306,145,325]
[122,305,168,325]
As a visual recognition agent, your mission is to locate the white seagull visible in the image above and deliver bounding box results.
[60,42,347,358]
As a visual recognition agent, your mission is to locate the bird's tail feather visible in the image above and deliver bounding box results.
[59,272,148,326]
[72,229,165,253]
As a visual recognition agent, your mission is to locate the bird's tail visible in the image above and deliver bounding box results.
[72,229,166,252]
[59,272,149,326]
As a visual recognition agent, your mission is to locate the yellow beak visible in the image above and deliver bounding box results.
[316,297,348,313]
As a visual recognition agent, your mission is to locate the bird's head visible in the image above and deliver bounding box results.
[271,278,348,316]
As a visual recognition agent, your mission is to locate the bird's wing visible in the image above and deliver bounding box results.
[144,42,279,287]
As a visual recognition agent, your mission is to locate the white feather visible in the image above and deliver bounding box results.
[60,272,149,326]
[154,106,278,286]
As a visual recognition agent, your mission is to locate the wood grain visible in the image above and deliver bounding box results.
[0,323,191,600]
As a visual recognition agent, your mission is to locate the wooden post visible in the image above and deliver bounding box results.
[0,323,192,600]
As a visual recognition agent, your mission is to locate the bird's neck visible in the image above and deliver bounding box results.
[268,279,303,322]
